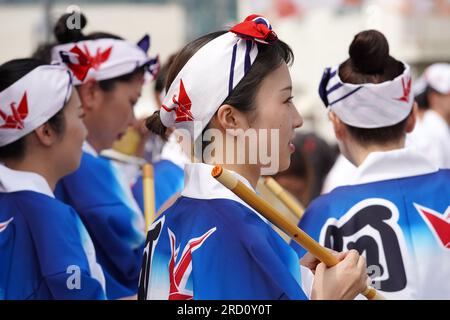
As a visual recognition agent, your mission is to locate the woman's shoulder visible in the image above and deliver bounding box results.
[78,151,117,176]
[158,195,274,246]
[1,192,90,269]
[164,196,257,221]
[4,190,74,213]
[59,152,125,199]
[1,193,84,244]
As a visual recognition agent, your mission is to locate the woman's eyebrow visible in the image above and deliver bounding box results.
[280,85,292,92]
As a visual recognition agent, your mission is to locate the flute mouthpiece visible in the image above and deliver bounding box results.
[211,165,223,178]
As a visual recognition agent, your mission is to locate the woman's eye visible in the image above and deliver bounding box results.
[284,96,294,104]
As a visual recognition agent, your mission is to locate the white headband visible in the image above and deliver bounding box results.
[160,14,277,141]
[0,65,73,147]
[423,63,450,95]
[318,63,414,128]
[52,35,159,85]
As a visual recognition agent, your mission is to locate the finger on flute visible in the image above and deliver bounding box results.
[211,165,385,300]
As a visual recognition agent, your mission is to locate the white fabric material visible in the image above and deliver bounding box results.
[323,148,438,193]
[299,266,314,299]
[0,163,54,198]
[350,148,438,186]
[82,141,98,157]
[423,63,450,94]
[322,63,414,128]
[0,65,72,147]
[321,154,357,194]
[52,38,151,85]
[160,32,258,141]
[406,110,450,169]
[181,163,267,223]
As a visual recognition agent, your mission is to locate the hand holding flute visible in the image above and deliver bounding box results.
[212,165,384,300]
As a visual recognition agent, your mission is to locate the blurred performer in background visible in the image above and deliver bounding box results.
[0,59,106,299]
[292,30,450,299]
[407,63,450,169]
[51,13,158,299]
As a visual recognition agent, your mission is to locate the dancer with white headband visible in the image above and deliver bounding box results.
[51,13,158,299]
[292,30,450,299]
[0,59,106,299]
[138,15,368,300]
[407,63,450,169]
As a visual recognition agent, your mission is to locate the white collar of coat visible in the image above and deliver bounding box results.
[0,163,54,198]
[82,140,98,157]
[423,109,449,132]
[181,163,267,223]
[350,147,438,186]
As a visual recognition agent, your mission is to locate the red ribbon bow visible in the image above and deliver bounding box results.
[229,14,278,44]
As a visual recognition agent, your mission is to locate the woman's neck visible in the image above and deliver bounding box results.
[348,138,406,167]
[86,137,103,154]
[220,163,261,189]
[197,132,262,189]
[3,155,58,191]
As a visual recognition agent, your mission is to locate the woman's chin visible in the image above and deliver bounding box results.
[278,157,291,173]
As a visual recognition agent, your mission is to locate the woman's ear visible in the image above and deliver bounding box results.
[215,104,249,133]
[33,122,59,147]
[405,102,418,133]
[76,79,101,112]
[328,111,347,141]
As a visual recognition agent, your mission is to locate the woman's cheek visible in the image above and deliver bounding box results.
[78,118,88,143]
[117,99,132,127]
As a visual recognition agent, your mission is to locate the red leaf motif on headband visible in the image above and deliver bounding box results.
[161,79,194,123]
[64,45,113,81]
[80,44,113,70]
[0,92,28,130]
[230,14,278,44]
[395,76,411,103]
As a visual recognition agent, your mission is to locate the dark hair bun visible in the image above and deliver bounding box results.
[349,30,389,74]
[54,12,87,44]
[145,110,168,140]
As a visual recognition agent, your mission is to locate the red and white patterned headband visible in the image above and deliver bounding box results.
[0,65,73,147]
[318,62,414,128]
[160,14,278,141]
[52,35,159,85]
